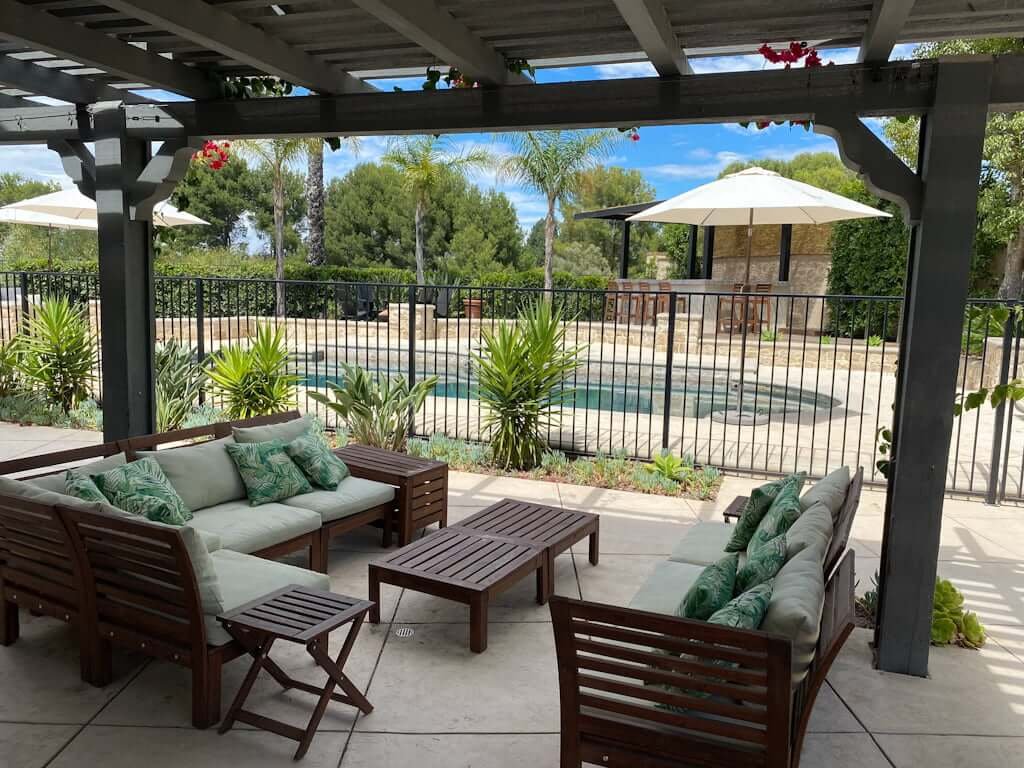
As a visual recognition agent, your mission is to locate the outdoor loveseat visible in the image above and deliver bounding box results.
[0,412,400,727]
[550,466,863,768]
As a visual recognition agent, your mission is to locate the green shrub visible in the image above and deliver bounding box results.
[760,328,778,342]
[205,322,299,419]
[309,363,437,453]
[0,336,21,397]
[181,404,227,430]
[473,301,582,470]
[867,335,883,348]
[18,296,96,413]
[539,449,570,475]
[932,579,986,648]
[155,340,205,432]
[67,399,102,431]
[0,391,63,425]
[651,450,685,482]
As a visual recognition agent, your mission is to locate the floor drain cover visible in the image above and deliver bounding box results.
[395,627,414,639]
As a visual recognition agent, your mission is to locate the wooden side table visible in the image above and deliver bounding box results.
[334,444,448,546]
[216,586,374,760]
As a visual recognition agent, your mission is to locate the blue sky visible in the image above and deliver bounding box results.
[0,44,915,236]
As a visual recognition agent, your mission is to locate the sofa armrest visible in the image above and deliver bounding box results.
[550,596,793,768]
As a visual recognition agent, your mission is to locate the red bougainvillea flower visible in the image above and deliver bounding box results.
[744,42,830,131]
[192,140,231,170]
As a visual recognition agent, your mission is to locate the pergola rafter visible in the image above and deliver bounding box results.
[859,0,919,63]
[0,55,153,105]
[613,0,693,76]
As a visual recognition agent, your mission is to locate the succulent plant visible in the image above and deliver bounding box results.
[931,578,986,649]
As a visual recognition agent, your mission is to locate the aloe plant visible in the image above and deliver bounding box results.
[18,296,96,413]
[0,335,22,397]
[651,450,685,482]
[309,363,437,452]
[205,322,299,419]
[155,340,205,432]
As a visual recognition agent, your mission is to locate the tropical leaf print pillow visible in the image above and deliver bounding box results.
[226,439,313,506]
[285,433,349,490]
[91,458,191,526]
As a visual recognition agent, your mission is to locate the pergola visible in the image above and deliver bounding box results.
[1,0,1022,681]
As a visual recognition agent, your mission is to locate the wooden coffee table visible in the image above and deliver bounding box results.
[334,444,448,546]
[368,527,545,652]
[455,499,599,599]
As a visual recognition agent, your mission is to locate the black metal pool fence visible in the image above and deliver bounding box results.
[2,271,1022,503]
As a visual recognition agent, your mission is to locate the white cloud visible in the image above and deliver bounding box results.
[645,151,747,180]
[0,145,71,186]
[688,147,712,159]
[592,61,657,79]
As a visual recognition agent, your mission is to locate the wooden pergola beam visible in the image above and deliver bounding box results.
[612,0,692,76]
[0,54,152,105]
[858,0,917,63]
[103,1,373,94]
[351,0,530,85]
[0,0,219,98]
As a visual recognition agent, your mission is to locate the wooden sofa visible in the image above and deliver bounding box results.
[550,468,862,768]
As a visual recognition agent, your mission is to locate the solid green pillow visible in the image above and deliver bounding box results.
[92,458,191,526]
[64,468,109,504]
[285,432,349,490]
[747,484,802,557]
[735,534,787,594]
[725,473,806,552]
[226,439,313,506]
[707,580,775,630]
[677,553,739,621]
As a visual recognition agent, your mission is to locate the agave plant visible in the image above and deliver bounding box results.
[205,322,300,419]
[309,363,437,452]
[0,335,22,397]
[18,296,96,413]
[472,301,582,470]
[155,339,205,433]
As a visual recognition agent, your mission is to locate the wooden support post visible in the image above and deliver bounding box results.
[93,105,156,440]
[702,226,715,279]
[875,58,993,676]
[687,224,699,278]
[778,224,792,281]
[619,221,631,279]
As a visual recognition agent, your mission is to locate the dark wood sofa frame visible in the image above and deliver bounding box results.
[550,469,863,768]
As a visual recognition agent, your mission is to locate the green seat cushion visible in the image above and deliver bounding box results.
[189,499,321,554]
[26,452,127,494]
[679,553,739,620]
[707,580,774,629]
[285,433,349,490]
[226,439,313,506]
[800,466,850,523]
[668,522,734,566]
[785,501,833,561]
[761,545,828,684]
[232,414,314,445]
[735,534,787,593]
[725,473,806,552]
[203,549,329,646]
[281,476,395,523]
[64,468,109,503]
[747,483,802,557]
[628,560,705,616]
[91,457,191,526]
[138,436,246,512]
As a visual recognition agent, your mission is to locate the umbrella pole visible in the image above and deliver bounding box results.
[737,210,753,421]
[47,226,52,270]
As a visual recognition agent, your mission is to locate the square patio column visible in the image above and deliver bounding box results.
[94,105,156,440]
[875,58,992,676]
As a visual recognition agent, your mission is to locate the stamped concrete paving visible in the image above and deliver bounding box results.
[2,425,1024,767]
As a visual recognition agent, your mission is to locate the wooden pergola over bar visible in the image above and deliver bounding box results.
[0,0,1021,682]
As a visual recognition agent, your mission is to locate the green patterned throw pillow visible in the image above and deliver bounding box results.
[285,432,349,490]
[677,553,739,621]
[707,580,774,630]
[92,458,191,526]
[226,439,313,506]
[747,484,802,557]
[65,468,109,503]
[725,473,806,552]
[735,534,787,593]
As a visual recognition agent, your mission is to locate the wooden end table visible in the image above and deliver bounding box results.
[217,586,374,760]
[454,499,599,599]
[368,527,546,652]
[334,444,448,546]
[723,495,747,523]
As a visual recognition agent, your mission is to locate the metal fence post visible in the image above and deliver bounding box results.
[195,278,206,404]
[18,272,29,334]
[407,284,417,438]
[985,310,1015,505]
[660,293,677,452]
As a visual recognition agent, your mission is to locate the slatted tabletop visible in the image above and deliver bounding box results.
[333,444,446,478]
[455,499,597,550]
[371,528,542,592]
[217,585,372,643]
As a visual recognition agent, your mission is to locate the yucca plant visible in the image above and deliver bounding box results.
[205,322,299,419]
[18,296,96,413]
[309,363,437,452]
[0,335,22,397]
[155,339,205,432]
[473,301,582,470]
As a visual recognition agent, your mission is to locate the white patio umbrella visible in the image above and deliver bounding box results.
[0,207,98,268]
[628,166,890,287]
[3,188,208,228]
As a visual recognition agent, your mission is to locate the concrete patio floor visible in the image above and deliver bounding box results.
[2,424,1024,767]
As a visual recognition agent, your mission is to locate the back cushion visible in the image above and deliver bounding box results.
[799,466,850,522]
[760,542,827,685]
[26,452,128,494]
[233,414,312,445]
[784,501,833,561]
[0,475,106,513]
[138,436,246,513]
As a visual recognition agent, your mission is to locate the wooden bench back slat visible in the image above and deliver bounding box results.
[0,441,125,480]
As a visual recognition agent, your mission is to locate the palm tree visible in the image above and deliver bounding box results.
[237,139,312,316]
[501,130,618,290]
[305,137,360,268]
[382,136,493,284]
